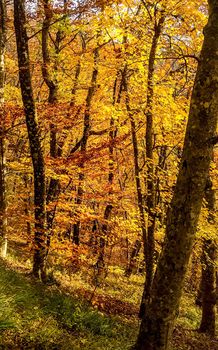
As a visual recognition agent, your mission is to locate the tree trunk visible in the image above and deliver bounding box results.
[122,63,146,278]
[41,0,62,254]
[42,0,58,105]
[14,0,47,282]
[94,204,113,285]
[134,2,218,349]
[199,239,216,336]
[70,33,86,107]
[23,174,32,240]
[0,0,7,258]
[94,73,121,281]
[72,42,100,246]
[125,239,142,277]
[142,12,165,312]
[199,176,217,336]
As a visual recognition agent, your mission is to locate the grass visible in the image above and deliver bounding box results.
[0,245,217,350]
[178,294,202,329]
[0,259,137,349]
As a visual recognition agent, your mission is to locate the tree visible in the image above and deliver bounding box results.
[0,0,7,258]
[199,176,217,336]
[134,1,218,349]
[14,0,47,282]
[140,3,165,314]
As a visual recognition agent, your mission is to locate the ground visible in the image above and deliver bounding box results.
[0,239,217,349]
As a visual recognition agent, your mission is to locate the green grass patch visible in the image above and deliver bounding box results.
[0,260,137,349]
[178,294,201,329]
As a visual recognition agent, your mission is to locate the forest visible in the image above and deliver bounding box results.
[0,0,217,349]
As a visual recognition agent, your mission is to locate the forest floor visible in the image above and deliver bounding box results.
[0,239,217,349]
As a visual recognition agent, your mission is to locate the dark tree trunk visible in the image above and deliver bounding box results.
[14,0,47,282]
[94,73,121,281]
[199,176,217,336]
[142,12,165,312]
[41,0,65,254]
[94,204,113,285]
[122,63,146,278]
[72,42,100,246]
[23,174,32,239]
[199,239,216,336]
[70,33,86,107]
[0,0,7,257]
[155,145,168,226]
[125,240,142,277]
[134,2,218,349]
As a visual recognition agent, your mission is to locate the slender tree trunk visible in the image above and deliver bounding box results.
[199,176,217,336]
[199,239,216,336]
[94,73,121,281]
[71,59,81,107]
[0,0,7,258]
[70,33,86,107]
[142,12,165,312]
[72,42,100,246]
[23,174,32,239]
[14,0,47,282]
[134,2,218,349]
[94,204,113,284]
[125,239,142,277]
[155,145,168,226]
[122,64,147,278]
[42,0,58,105]
[41,0,61,255]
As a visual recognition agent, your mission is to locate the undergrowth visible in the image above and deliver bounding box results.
[0,249,217,350]
[0,260,137,349]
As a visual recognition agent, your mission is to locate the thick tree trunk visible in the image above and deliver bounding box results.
[14,0,47,282]
[0,0,7,258]
[134,2,218,349]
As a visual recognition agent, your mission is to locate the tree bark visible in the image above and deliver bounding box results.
[41,0,63,254]
[0,0,7,257]
[134,2,218,349]
[14,0,47,282]
[199,239,217,336]
[42,0,58,105]
[122,63,147,278]
[199,176,217,336]
[70,32,86,107]
[94,72,121,282]
[142,12,165,313]
[72,41,100,246]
